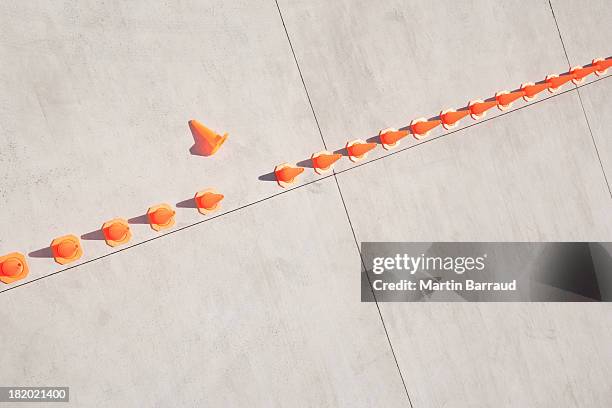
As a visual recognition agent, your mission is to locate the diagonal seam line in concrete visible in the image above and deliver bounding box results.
[275,1,414,405]
[548,0,612,198]
[1,75,610,297]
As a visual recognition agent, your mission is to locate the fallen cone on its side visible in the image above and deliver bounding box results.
[410,118,441,139]
[379,128,408,150]
[147,204,176,231]
[345,140,376,162]
[275,163,304,188]
[195,189,224,215]
[495,90,525,111]
[0,252,29,284]
[311,151,342,174]
[102,218,131,247]
[51,234,83,265]
[189,119,228,156]
[440,109,470,130]
[468,99,498,120]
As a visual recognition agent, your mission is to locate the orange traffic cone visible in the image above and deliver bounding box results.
[520,82,550,102]
[275,163,304,188]
[102,218,131,247]
[410,118,441,139]
[51,234,83,265]
[593,58,610,76]
[311,151,342,174]
[440,109,470,130]
[545,73,574,92]
[570,65,598,84]
[188,119,228,156]
[147,204,176,231]
[468,99,498,120]
[194,189,224,214]
[345,140,376,162]
[379,128,408,150]
[0,252,29,284]
[495,90,525,111]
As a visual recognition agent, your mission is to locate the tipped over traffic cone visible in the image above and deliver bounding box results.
[545,73,574,92]
[520,82,550,102]
[275,163,304,188]
[102,218,131,247]
[593,58,610,76]
[0,252,29,284]
[147,204,176,231]
[311,151,342,174]
[51,234,83,265]
[468,99,498,120]
[440,109,470,130]
[345,140,376,162]
[379,128,408,150]
[410,118,441,139]
[495,90,525,111]
[189,119,228,156]
[195,189,224,215]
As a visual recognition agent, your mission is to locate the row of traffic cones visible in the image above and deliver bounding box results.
[1,188,225,284]
[273,57,611,187]
[2,118,229,285]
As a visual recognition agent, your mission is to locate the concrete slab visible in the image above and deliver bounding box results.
[335,90,612,242]
[550,0,611,73]
[576,76,612,198]
[276,0,573,174]
[0,0,325,283]
[333,91,612,406]
[0,179,409,407]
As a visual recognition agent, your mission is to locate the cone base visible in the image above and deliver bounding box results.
[195,189,223,215]
[51,235,83,265]
[147,204,176,231]
[0,252,29,284]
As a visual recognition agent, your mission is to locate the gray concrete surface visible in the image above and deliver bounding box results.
[0,0,611,407]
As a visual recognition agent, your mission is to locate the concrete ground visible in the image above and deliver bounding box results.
[0,0,610,407]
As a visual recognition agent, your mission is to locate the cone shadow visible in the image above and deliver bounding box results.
[128,214,149,224]
[81,230,105,241]
[333,147,348,156]
[296,158,314,168]
[29,246,53,258]
[258,171,277,182]
[366,135,380,144]
[176,198,197,209]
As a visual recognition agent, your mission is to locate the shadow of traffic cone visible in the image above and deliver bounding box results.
[468,99,498,120]
[379,128,408,150]
[495,90,525,111]
[189,119,228,156]
[545,73,574,92]
[51,235,83,265]
[102,218,131,247]
[410,118,441,139]
[520,82,550,102]
[275,163,304,188]
[311,151,342,174]
[593,58,610,76]
[147,204,176,231]
[195,189,224,215]
[440,109,470,130]
[0,252,29,284]
[346,140,376,162]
